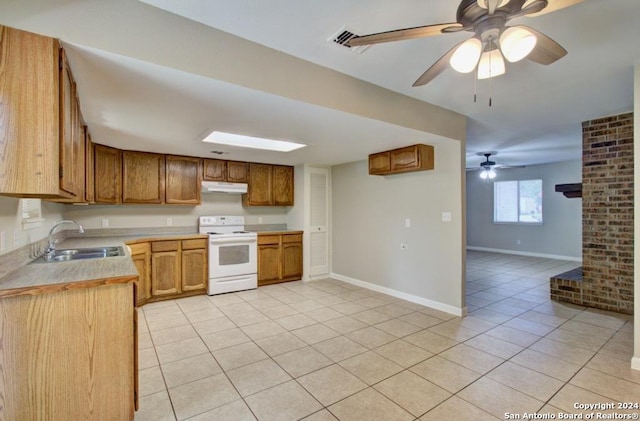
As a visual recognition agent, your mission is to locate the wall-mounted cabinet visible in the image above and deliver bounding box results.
[122,151,165,204]
[369,144,434,176]
[0,25,85,199]
[243,164,294,206]
[203,159,248,183]
[166,155,201,205]
[94,144,122,204]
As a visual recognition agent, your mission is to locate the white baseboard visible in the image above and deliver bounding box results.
[328,272,465,317]
[466,246,582,262]
[632,356,640,371]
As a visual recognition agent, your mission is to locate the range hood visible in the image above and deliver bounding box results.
[201,181,248,194]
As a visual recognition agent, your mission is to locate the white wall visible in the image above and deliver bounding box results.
[62,194,288,230]
[0,196,65,255]
[466,160,582,260]
[331,141,464,315]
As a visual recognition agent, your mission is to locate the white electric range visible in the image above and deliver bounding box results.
[198,216,257,295]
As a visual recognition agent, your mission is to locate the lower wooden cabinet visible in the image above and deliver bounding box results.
[137,237,207,302]
[181,239,208,292]
[150,241,181,297]
[129,242,151,306]
[0,282,136,420]
[258,232,303,286]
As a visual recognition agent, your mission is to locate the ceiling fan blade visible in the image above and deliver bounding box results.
[412,40,464,87]
[524,0,584,17]
[523,26,567,64]
[347,23,463,47]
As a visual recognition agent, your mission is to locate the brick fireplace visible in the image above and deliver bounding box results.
[550,112,634,314]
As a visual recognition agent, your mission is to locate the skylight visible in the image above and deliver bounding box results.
[202,131,306,152]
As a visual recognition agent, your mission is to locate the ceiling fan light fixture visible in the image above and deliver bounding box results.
[477,49,505,79]
[500,26,538,62]
[476,0,510,10]
[450,38,482,73]
[480,168,497,179]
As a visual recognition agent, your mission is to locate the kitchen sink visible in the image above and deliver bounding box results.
[33,246,125,263]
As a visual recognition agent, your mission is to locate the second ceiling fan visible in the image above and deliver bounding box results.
[346,0,582,86]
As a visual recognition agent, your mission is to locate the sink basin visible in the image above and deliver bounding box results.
[33,246,125,263]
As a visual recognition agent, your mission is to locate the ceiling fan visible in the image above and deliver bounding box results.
[467,152,525,179]
[346,0,581,86]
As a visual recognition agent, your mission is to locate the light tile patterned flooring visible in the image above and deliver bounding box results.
[135,251,638,421]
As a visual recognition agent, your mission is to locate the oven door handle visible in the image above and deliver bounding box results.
[209,237,257,245]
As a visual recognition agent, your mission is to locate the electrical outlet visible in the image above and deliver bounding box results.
[516,239,521,245]
[166,217,173,226]
[258,217,263,224]
[442,212,452,222]
[101,219,109,228]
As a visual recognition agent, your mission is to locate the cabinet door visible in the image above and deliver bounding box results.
[151,249,181,296]
[258,244,281,284]
[272,165,294,206]
[0,26,60,195]
[390,145,420,172]
[181,248,207,292]
[84,131,95,203]
[227,161,248,183]
[122,151,165,204]
[94,144,122,204]
[368,151,390,175]
[282,241,303,280]
[58,50,78,197]
[165,155,201,205]
[244,163,273,206]
[130,243,151,305]
[203,159,226,181]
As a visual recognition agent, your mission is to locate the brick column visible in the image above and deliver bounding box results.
[582,112,634,314]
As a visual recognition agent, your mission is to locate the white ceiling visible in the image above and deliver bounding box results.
[3,0,639,169]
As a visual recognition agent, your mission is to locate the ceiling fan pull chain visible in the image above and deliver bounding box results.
[474,72,478,103]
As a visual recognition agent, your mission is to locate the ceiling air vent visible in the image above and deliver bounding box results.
[328,27,370,54]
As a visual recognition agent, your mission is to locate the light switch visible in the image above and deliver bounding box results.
[442,212,452,222]
[405,218,411,228]
[102,219,109,228]
[166,217,173,226]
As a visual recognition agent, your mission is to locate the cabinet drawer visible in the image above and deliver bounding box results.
[282,234,302,243]
[151,241,180,252]
[258,235,280,245]
[128,242,150,255]
[182,238,207,250]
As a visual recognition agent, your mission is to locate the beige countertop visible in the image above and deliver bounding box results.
[0,233,207,298]
[256,230,303,235]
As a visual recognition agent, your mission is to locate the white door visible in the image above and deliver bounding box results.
[309,167,330,278]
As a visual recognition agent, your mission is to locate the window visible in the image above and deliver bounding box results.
[494,179,542,224]
[20,198,44,230]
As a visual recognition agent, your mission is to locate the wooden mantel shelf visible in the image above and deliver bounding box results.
[555,183,582,198]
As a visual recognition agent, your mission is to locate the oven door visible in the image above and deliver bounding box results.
[209,236,257,279]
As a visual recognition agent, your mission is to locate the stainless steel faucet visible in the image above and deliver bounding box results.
[44,220,85,261]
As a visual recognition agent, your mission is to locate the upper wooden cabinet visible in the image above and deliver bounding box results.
[203,159,248,183]
[243,163,294,206]
[0,25,84,199]
[369,144,434,176]
[227,161,249,183]
[165,155,201,205]
[94,144,122,204]
[122,151,165,204]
